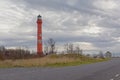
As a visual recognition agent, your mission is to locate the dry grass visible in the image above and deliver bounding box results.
[0,54,109,68]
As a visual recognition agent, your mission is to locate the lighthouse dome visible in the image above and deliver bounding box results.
[37,15,42,19]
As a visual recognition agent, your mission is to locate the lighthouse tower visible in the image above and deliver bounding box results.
[37,15,43,55]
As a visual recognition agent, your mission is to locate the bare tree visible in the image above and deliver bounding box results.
[105,51,112,58]
[64,43,74,54]
[0,46,5,53]
[75,45,83,54]
[0,46,6,60]
[98,51,104,58]
[48,38,56,54]
[44,42,49,55]
[64,43,69,54]
[44,38,56,55]
[68,43,74,54]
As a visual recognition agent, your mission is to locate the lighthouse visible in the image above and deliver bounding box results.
[37,15,43,55]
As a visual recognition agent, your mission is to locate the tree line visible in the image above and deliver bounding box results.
[0,38,112,60]
[44,38,112,58]
[44,38,83,55]
[0,46,35,60]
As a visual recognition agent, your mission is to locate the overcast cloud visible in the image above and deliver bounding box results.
[0,0,120,53]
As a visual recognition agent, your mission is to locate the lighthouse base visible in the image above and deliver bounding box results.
[37,52,44,57]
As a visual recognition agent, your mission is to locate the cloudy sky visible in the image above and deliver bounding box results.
[0,0,120,53]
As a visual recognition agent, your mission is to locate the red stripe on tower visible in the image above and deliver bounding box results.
[37,15,43,55]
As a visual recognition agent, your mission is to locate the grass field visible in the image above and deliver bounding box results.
[0,54,110,68]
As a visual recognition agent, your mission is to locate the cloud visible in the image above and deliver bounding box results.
[0,0,120,53]
[93,0,118,10]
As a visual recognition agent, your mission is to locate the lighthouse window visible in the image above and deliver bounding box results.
[39,34,42,36]
[38,40,42,43]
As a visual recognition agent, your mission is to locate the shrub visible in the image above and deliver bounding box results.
[0,53,5,60]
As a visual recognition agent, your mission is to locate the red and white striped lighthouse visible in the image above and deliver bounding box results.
[37,15,43,55]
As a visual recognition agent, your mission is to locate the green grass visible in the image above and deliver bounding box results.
[0,54,110,68]
[44,58,109,67]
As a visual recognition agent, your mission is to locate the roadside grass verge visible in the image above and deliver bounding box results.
[0,54,110,68]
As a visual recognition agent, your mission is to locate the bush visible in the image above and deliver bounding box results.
[0,53,5,60]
